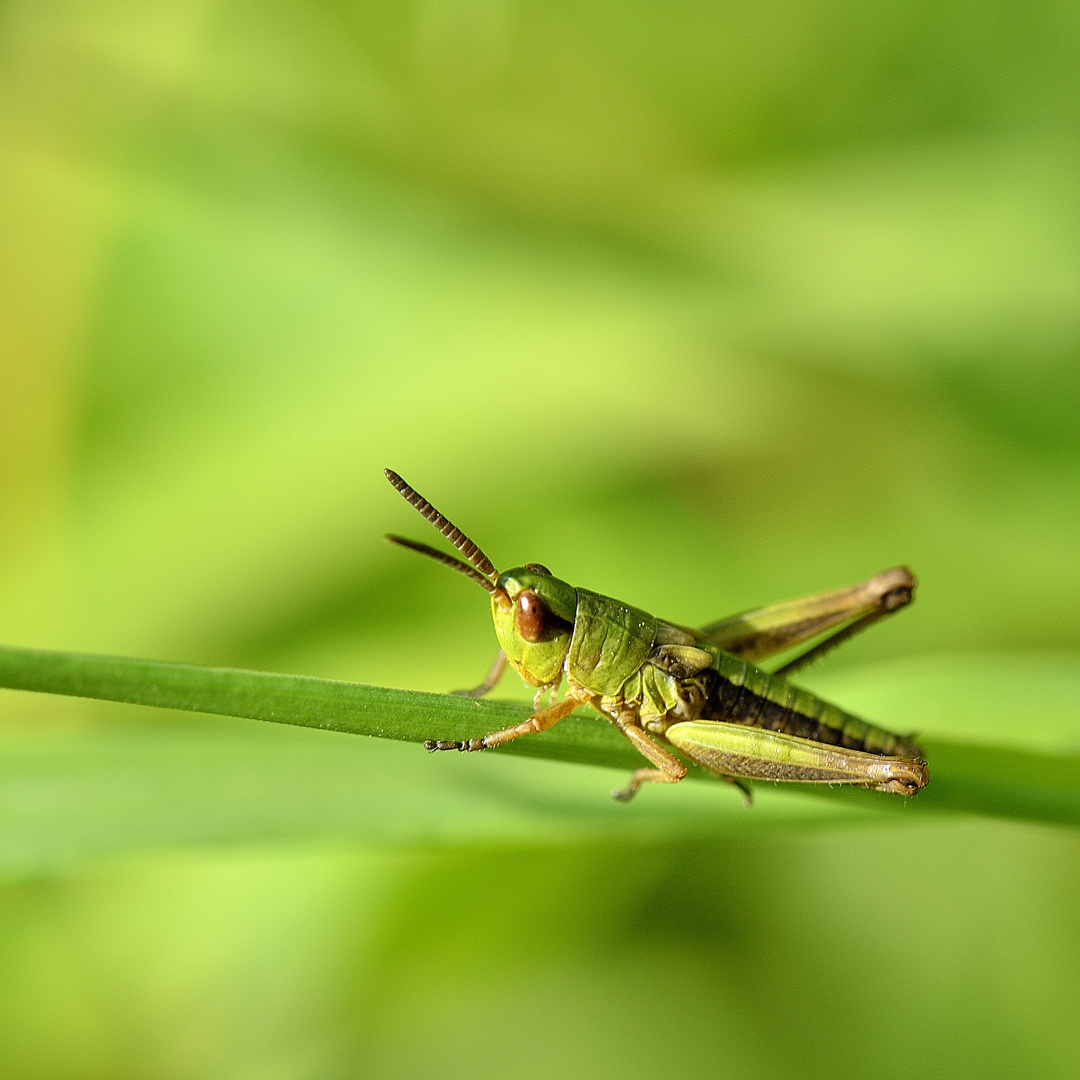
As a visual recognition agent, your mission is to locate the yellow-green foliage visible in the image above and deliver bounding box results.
[1,0,1079,1076]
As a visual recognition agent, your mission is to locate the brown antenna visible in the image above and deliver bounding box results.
[384,470,498,582]
[385,534,500,596]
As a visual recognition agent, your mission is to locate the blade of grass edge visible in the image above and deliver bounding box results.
[0,644,1078,827]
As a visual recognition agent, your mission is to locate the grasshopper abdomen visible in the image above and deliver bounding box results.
[700,649,922,760]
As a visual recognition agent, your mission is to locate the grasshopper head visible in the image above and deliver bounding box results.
[383,471,576,688]
[492,566,576,687]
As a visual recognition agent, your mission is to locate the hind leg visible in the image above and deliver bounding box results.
[698,567,916,675]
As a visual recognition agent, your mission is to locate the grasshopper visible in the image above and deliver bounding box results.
[385,470,928,802]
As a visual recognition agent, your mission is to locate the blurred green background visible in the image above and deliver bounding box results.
[2,0,1080,1076]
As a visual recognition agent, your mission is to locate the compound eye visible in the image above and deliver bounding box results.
[515,591,548,643]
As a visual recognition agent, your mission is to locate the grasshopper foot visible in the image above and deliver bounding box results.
[424,738,486,752]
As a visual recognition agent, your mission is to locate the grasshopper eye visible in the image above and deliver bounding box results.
[515,591,548,643]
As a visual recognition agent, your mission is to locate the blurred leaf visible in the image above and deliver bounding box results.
[0,719,874,877]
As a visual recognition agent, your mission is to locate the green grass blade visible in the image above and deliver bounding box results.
[914,740,1080,828]
[1,644,1080,835]
[0,643,642,770]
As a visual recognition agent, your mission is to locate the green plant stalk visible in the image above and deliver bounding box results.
[0,644,644,771]
[0,643,1078,826]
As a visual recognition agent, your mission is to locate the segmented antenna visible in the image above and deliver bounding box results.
[385,534,500,595]
[384,470,498,581]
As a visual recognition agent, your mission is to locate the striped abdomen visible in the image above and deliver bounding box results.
[700,650,921,760]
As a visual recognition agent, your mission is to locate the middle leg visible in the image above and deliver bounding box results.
[611,716,688,802]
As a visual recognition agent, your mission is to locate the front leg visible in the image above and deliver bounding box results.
[425,686,592,752]
[451,649,508,699]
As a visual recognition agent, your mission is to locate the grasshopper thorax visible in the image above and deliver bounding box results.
[492,566,577,687]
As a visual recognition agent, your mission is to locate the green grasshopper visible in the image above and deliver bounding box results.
[385,470,928,802]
